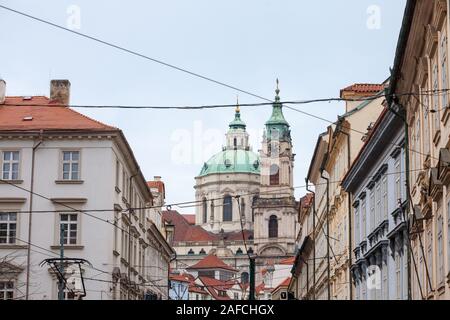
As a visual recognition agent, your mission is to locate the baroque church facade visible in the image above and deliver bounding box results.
[164,82,299,286]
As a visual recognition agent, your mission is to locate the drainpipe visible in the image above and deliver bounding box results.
[338,129,353,300]
[305,178,316,300]
[387,97,414,300]
[25,131,43,300]
[127,172,139,300]
[320,169,331,300]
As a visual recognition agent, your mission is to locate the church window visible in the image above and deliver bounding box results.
[199,248,206,255]
[269,215,278,238]
[270,164,279,185]
[236,248,243,255]
[241,272,249,284]
[240,199,246,217]
[202,198,207,223]
[223,196,233,222]
[188,249,195,255]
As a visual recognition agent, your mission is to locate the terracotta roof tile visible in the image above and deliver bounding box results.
[187,254,237,272]
[147,180,165,197]
[0,96,117,132]
[279,257,295,265]
[198,276,234,300]
[169,274,191,283]
[272,277,291,293]
[162,210,252,243]
[340,83,385,98]
[182,214,195,225]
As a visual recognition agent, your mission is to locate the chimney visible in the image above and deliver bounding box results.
[50,79,71,105]
[0,79,5,104]
[153,176,161,182]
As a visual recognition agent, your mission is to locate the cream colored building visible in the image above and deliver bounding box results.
[301,83,385,300]
[388,0,450,300]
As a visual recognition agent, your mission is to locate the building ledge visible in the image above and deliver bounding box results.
[55,180,84,185]
[50,245,84,250]
[51,198,87,204]
[0,244,27,249]
[0,179,23,185]
[0,197,26,204]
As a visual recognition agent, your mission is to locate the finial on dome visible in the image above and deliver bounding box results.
[236,95,240,113]
[275,78,280,101]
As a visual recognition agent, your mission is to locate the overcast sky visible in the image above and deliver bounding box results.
[0,0,407,209]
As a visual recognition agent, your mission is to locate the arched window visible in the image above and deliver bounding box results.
[223,196,233,222]
[241,272,249,284]
[270,164,279,185]
[247,247,254,255]
[188,249,195,255]
[269,215,278,238]
[240,199,245,217]
[210,200,215,220]
[252,196,258,222]
[236,248,243,255]
[199,248,206,255]
[233,138,237,148]
[202,198,207,223]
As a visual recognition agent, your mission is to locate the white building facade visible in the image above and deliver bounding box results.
[0,79,174,300]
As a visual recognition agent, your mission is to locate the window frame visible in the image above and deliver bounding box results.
[60,150,81,181]
[1,150,20,181]
[0,212,17,245]
[223,196,233,222]
[59,213,79,245]
[268,215,278,238]
[0,280,15,300]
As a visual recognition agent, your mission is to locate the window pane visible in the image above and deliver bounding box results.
[63,152,70,161]
[12,152,19,161]
[70,214,77,221]
[0,214,7,221]
[71,152,79,161]
[3,152,10,161]
[71,163,78,172]
[60,214,68,221]
[3,163,10,173]
[71,171,79,180]
[63,172,69,180]
[63,163,70,173]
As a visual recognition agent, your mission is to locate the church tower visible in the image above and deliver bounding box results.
[253,80,299,257]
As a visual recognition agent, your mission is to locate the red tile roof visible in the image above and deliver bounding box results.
[182,214,195,225]
[197,277,234,300]
[147,180,165,197]
[162,210,216,242]
[340,83,385,98]
[187,254,237,272]
[0,96,117,132]
[279,257,295,265]
[169,273,191,283]
[272,277,291,294]
[189,283,209,295]
[162,210,253,243]
[256,283,265,295]
[300,193,314,209]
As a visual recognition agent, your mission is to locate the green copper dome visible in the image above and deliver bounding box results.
[265,79,291,140]
[198,149,260,177]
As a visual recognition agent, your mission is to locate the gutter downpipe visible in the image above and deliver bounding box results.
[305,178,316,300]
[25,131,44,300]
[338,129,353,300]
[127,171,139,300]
[320,169,330,301]
[386,96,413,300]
